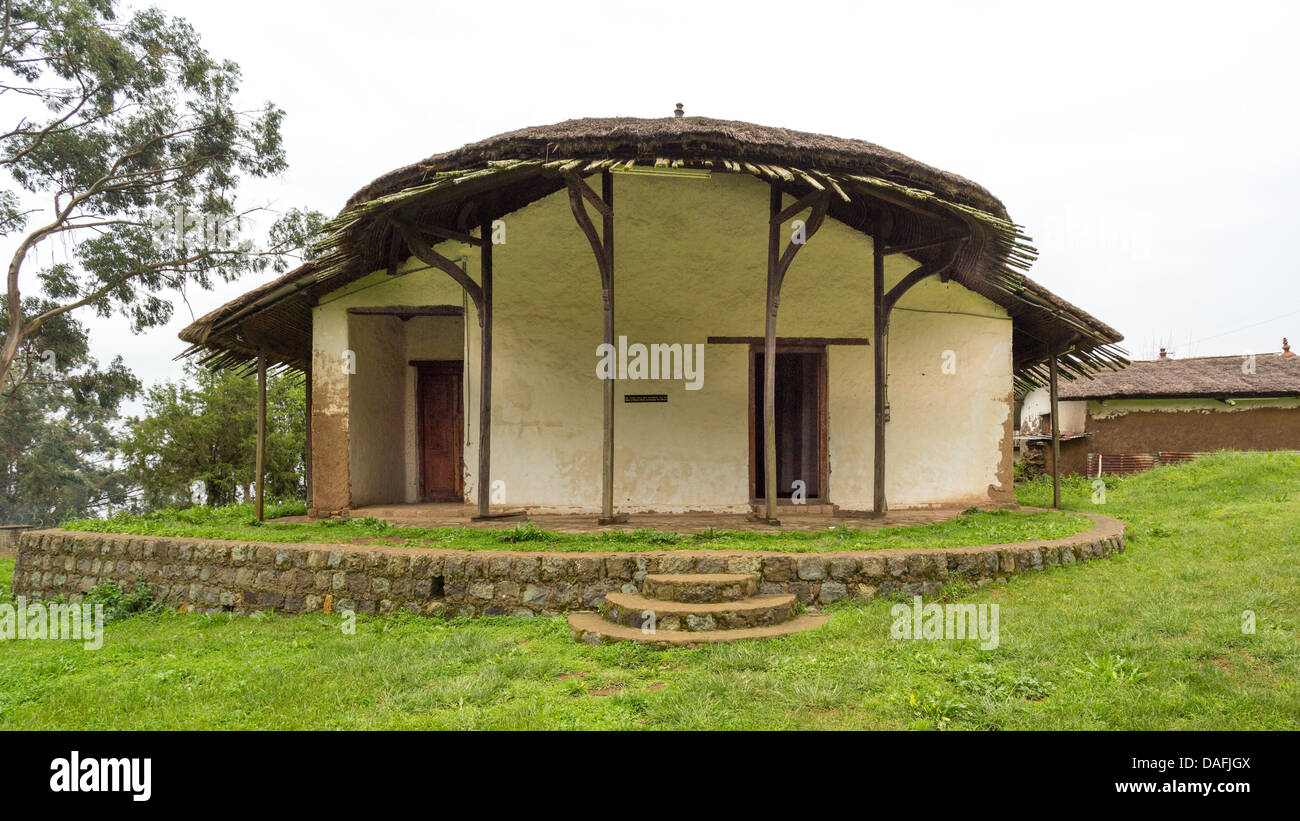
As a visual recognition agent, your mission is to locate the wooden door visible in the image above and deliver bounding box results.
[751,347,828,500]
[416,362,463,501]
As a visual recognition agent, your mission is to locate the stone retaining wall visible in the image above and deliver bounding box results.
[10,514,1125,618]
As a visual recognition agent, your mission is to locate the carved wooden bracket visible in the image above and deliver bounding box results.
[881,240,965,325]
[394,218,485,326]
[769,190,831,294]
[564,173,613,308]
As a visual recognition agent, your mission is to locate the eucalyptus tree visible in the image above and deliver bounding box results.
[0,296,139,523]
[0,0,312,387]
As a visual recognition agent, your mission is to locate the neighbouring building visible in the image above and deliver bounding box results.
[180,112,1124,520]
[1019,340,1300,475]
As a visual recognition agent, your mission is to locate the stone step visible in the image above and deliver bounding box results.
[641,572,758,602]
[603,592,797,632]
[750,502,839,517]
[568,611,830,648]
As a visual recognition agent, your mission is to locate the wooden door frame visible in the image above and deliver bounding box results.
[747,343,829,502]
[413,359,465,502]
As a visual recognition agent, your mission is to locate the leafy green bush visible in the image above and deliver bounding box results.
[499,521,551,543]
[71,501,308,530]
[954,663,1053,701]
[601,528,681,545]
[83,574,165,622]
[905,691,969,730]
[1074,653,1149,685]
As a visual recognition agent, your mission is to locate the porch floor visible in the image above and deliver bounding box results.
[288,503,969,534]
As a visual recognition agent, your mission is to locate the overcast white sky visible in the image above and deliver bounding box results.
[51,0,1300,395]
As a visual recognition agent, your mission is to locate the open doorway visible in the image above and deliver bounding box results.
[750,345,828,501]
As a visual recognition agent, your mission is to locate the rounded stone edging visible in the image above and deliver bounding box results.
[9,512,1125,618]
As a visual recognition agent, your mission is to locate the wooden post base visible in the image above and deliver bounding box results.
[470,509,527,522]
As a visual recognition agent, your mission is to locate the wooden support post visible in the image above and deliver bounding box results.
[1049,345,1062,509]
[872,219,889,517]
[477,216,493,518]
[600,170,616,524]
[758,184,830,524]
[564,171,623,524]
[304,367,312,507]
[871,230,962,518]
[763,185,782,524]
[255,352,267,522]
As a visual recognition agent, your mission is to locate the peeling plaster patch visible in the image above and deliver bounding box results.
[1089,397,1300,420]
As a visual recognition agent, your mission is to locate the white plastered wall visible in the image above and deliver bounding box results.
[1020,388,1089,435]
[313,171,1014,511]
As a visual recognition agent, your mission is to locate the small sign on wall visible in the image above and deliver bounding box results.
[624,394,668,403]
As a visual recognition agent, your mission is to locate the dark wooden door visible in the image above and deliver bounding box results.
[751,348,827,500]
[417,363,463,501]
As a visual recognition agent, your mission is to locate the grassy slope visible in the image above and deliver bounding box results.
[60,506,1092,553]
[1,451,1296,730]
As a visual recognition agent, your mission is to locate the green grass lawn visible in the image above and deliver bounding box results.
[60,503,1093,553]
[2,451,1297,729]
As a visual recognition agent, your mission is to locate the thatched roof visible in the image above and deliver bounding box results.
[178,114,1126,384]
[1056,352,1300,400]
[345,116,1008,217]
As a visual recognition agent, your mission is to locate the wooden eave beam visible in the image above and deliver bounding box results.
[841,180,950,222]
[707,336,870,346]
[884,233,969,256]
[346,305,464,318]
[416,223,486,247]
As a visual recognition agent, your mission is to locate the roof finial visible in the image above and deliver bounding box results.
[1283,337,1296,358]
[1158,347,1167,360]
[674,102,684,118]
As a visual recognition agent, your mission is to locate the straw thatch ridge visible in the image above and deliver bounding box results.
[345,116,1008,217]
[177,115,1128,384]
[1055,353,1300,400]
